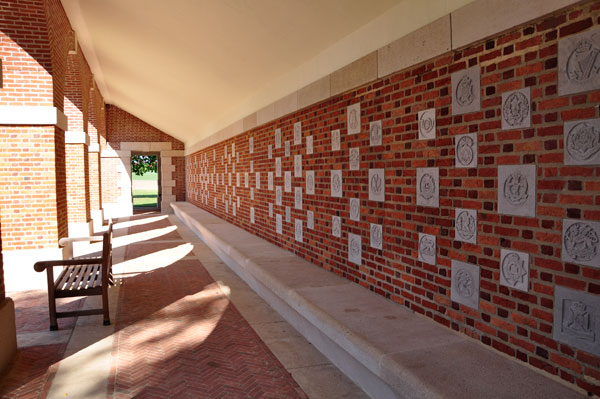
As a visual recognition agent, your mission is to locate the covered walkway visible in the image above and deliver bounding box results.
[0,213,365,399]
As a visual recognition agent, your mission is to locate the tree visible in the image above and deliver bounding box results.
[131,154,158,176]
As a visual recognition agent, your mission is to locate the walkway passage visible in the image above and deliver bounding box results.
[1,213,366,399]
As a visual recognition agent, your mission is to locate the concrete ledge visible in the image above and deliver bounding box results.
[330,52,378,96]
[65,130,90,145]
[0,106,68,131]
[0,298,17,375]
[172,201,584,399]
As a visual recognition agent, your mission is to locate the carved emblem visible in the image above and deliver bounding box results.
[307,136,313,155]
[295,220,303,242]
[418,109,436,140]
[332,216,341,237]
[501,252,527,287]
[250,207,255,224]
[306,173,314,194]
[419,173,436,200]
[455,269,475,299]
[332,171,342,197]
[268,145,272,159]
[349,148,360,170]
[249,137,254,154]
[567,39,600,84]
[348,106,360,134]
[503,170,529,206]
[286,206,291,223]
[268,172,273,191]
[276,214,282,234]
[419,235,435,257]
[307,211,314,230]
[456,75,475,106]
[285,171,291,192]
[294,122,302,145]
[276,186,282,206]
[456,210,476,242]
[503,91,529,128]
[371,173,383,196]
[349,234,361,262]
[564,222,599,262]
[566,121,600,162]
[269,203,273,218]
[332,129,341,151]
[456,135,475,167]
[350,198,360,221]
[295,187,302,210]
[275,128,281,149]
[370,120,382,146]
[295,154,302,177]
[563,300,595,341]
[285,141,290,157]
[370,224,382,249]
[276,157,281,177]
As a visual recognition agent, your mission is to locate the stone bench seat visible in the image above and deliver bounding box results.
[172,201,583,399]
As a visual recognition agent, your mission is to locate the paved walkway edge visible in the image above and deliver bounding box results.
[172,201,585,399]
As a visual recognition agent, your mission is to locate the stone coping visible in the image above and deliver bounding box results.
[172,201,584,399]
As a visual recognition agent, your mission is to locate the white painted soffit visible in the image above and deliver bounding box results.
[61,0,480,147]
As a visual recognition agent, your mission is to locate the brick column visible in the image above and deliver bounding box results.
[65,132,92,237]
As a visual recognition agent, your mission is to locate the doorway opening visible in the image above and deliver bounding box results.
[131,153,160,211]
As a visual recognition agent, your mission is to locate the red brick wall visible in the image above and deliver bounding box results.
[187,2,600,393]
[65,144,90,223]
[101,157,121,205]
[0,227,4,302]
[173,156,186,201]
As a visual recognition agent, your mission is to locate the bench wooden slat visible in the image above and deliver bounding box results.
[72,264,90,290]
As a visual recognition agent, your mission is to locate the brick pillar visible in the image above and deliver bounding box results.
[88,88,103,231]
[65,137,92,237]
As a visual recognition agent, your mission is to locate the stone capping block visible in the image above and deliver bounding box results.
[160,150,185,157]
[330,52,378,96]
[88,143,100,153]
[273,91,298,120]
[172,202,584,399]
[257,102,275,126]
[243,112,257,131]
[451,0,579,50]
[162,179,176,188]
[65,130,90,146]
[297,76,331,109]
[0,105,68,131]
[378,15,451,79]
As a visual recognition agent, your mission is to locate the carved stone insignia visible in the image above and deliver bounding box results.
[347,103,361,135]
[451,66,481,115]
[276,214,282,235]
[500,249,529,292]
[558,27,600,96]
[370,223,383,250]
[564,118,600,165]
[294,154,302,177]
[332,215,341,238]
[284,171,291,193]
[331,170,342,198]
[416,167,439,208]
[349,198,360,222]
[562,219,600,268]
[307,210,314,230]
[455,208,477,244]
[306,170,315,195]
[451,260,480,310]
[502,88,531,130]
[295,219,303,243]
[369,168,385,202]
[307,135,313,155]
[370,120,382,146]
[294,121,302,145]
[295,187,302,210]
[332,129,341,151]
[498,165,536,217]
[348,232,362,265]
[455,133,477,168]
[418,108,436,140]
[285,206,291,223]
[275,128,282,149]
[349,147,360,171]
[554,285,600,357]
[418,233,436,265]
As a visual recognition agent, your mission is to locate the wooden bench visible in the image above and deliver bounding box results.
[34,223,113,331]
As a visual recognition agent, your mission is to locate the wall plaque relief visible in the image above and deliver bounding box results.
[564,118,600,165]
[499,249,529,292]
[307,135,313,155]
[306,170,315,195]
[502,87,531,130]
[285,140,290,157]
[224,146,227,158]
[332,129,341,151]
[276,157,281,177]
[307,210,314,230]
[250,161,254,173]
[368,168,385,202]
[213,149,216,161]
[562,219,600,268]
[236,152,239,163]
[268,172,273,191]
[249,137,254,154]
[348,233,362,265]
[229,173,232,186]
[276,214,282,234]
[256,172,260,189]
[418,233,436,265]
[451,260,480,310]
[276,186,282,206]
[268,145,272,159]
[250,207,255,224]
[418,108,436,140]
[455,133,478,168]
[269,203,273,218]
[558,27,600,96]
[232,143,235,156]
[250,188,254,201]
[214,197,217,208]
[245,172,249,188]
[451,66,481,115]
[331,170,343,198]
[294,154,302,177]
[554,285,600,357]
[370,120,382,146]
[286,206,291,223]
[370,223,383,250]
[349,147,360,171]
[295,219,303,243]
[347,103,361,135]
[237,196,240,209]
[284,171,292,193]
[294,121,302,145]
[498,164,536,217]
[349,198,360,222]
[332,215,341,238]
[295,187,302,210]
[275,128,282,149]
[416,167,439,208]
[455,208,477,244]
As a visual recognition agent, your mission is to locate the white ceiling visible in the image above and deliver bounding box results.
[61,0,448,146]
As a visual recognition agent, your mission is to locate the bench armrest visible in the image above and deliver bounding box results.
[58,236,104,247]
[34,258,102,272]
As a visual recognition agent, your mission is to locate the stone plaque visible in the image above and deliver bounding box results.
[268,144,272,159]
[245,173,249,188]
[295,187,302,210]
[455,133,478,168]
[368,169,385,202]
[558,27,600,96]
[418,233,436,265]
[229,173,232,186]
[332,129,341,151]
[268,172,273,191]
[237,196,240,208]
[284,171,291,193]
[349,198,360,222]
[331,170,342,198]
[232,143,235,155]
[370,120,382,146]
[276,157,281,177]
[249,137,254,154]
[416,167,439,208]
[294,121,302,145]
[307,135,313,155]
[348,233,362,265]
[236,152,239,163]
[250,161,254,173]
[370,223,383,250]
[294,154,302,177]
[214,197,217,208]
[307,210,314,230]
[256,172,260,189]
[349,147,360,171]
[498,164,536,217]
[250,188,254,201]
[285,140,290,157]
[213,149,216,161]
[418,108,436,140]
[500,249,529,292]
[276,186,282,206]
[295,219,303,243]
[347,103,361,135]
[332,215,341,238]
[306,171,315,195]
[286,206,291,223]
[562,219,600,268]
[269,203,273,218]
[451,260,480,310]
[554,285,600,357]
[224,146,227,158]
[455,208,477,244]
[276,214,282,234]
[564,118,600,166]
[275,128,282,149]
[502,87,531,130]
[451,66,481,115]
[250,207,255,224]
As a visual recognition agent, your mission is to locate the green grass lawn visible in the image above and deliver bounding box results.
[132,188,158,207]
[133,171,158,181]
